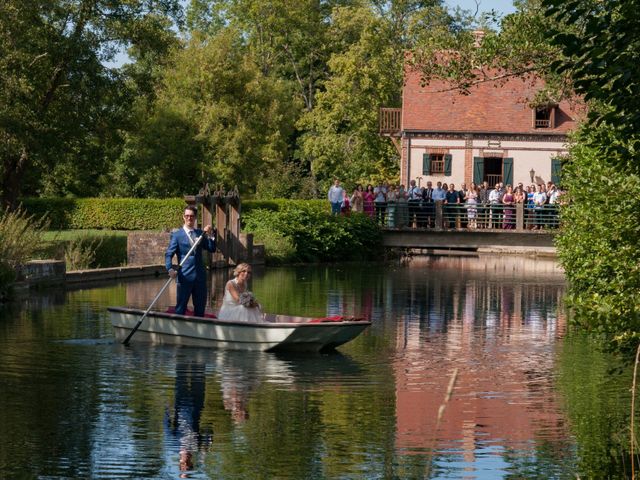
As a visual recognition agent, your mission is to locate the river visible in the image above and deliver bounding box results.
[0,255,635,479]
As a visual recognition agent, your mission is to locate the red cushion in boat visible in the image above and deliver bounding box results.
[309,315,346,323]
[165,307,217,319]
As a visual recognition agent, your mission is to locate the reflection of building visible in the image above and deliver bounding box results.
[391,256,570,469]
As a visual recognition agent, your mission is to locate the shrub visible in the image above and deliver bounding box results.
[65,236,103,271]
[0,207,49,300]
[22,197,185,230]
[58,234,128,270]
[556,125,640,351]
[243,203,382,263]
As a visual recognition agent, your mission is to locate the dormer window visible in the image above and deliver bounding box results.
[533,105,557,129]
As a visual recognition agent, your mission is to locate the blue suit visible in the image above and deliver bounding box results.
[165,228,216,316]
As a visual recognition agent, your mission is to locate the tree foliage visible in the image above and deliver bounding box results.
[545,0,640,152]
[555,126,640,350]
[299,1,450,191]
[0,0,182,207]
[541,0,640,349]
[1,0,462,202]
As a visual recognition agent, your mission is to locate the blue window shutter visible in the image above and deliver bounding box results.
[423,153,431,175]
[444,154,452,176]
[473,157,484,184]
[503,157,513,185]
[551,158,561,185]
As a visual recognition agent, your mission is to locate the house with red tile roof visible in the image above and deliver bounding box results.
[380,64,584,188]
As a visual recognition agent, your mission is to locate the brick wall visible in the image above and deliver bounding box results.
[128,232,170,266]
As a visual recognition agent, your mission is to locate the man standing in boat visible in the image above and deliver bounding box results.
[165,206,216,316]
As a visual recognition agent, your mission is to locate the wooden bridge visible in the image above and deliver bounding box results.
[382,229,555,254]
[379,201,557,254]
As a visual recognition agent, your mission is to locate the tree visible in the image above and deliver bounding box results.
[541,0,640,349]
[114,29,301,196]
[545,0,640,155]
[299,1,450,189]
[0,0,181,207]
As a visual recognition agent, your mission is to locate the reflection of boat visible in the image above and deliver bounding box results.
[108,307,371,352]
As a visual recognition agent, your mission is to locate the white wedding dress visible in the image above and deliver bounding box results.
[218,279,263,322]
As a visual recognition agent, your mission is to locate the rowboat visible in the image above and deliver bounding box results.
[108,307,371,352]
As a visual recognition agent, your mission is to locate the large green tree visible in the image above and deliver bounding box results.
[542,0,640,349]
[545,0,640,151]
[0,0,181,207]
[299,1,450,190]
[111,29,300,196]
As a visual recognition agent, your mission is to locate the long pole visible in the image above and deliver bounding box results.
[122,234,204,345]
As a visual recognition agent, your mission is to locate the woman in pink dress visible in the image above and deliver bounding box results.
[363,184,375,218]
[502,184,515,229]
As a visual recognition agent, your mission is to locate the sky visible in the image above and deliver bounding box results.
[446,0,517,16]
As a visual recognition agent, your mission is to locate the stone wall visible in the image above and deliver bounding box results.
[128,231,170,266]
[127,231,265,266]
[16,260,66,287]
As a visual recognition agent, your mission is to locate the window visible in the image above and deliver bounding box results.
[430,153,445,174]
[533,105,556,129]
[422,152,451,176]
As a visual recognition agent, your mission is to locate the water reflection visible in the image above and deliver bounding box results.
[169,359,211,476]
[1,256,634,478]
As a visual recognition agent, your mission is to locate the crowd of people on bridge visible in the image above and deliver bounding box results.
[328,178,564,230]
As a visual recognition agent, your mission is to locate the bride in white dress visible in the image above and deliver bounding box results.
[218,263,263,322]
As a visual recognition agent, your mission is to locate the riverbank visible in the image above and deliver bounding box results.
[16,244,560,291]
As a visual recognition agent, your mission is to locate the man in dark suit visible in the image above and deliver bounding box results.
[165,206,216,316]
[420,181,434,228]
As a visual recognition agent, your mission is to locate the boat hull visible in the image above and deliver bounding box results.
[109,307,370,352]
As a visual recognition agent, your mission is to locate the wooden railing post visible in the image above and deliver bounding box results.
[435,201,444,230]
[516,203,524,230]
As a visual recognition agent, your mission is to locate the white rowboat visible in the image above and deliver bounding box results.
[108,307,371,352]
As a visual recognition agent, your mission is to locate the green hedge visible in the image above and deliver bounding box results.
[22,198,186,230]
[21,197,331,230]
[22,197,378,266]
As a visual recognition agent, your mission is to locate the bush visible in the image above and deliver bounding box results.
[63,234,129,270]
[243,203,382,264]
[0,208,49,300]
[556,125,640,351]
[65,236,103,271]
[22,197,185,230]
[243,199,329,215]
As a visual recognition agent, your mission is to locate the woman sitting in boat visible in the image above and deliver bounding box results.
[218,263,263,322]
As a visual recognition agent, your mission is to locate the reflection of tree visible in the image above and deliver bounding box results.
[251,264,388,319]
[556,337,633,478]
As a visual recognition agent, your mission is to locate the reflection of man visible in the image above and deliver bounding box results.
[165,206,216,316]
[168,361,211,476]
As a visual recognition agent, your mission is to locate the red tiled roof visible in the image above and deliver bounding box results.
[402,67,583,134]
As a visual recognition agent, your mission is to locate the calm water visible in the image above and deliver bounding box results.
[0,256,635,479]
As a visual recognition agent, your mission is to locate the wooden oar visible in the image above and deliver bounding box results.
[122,233,204,345]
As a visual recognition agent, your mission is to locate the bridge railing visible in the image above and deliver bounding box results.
[373,201,560,231]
